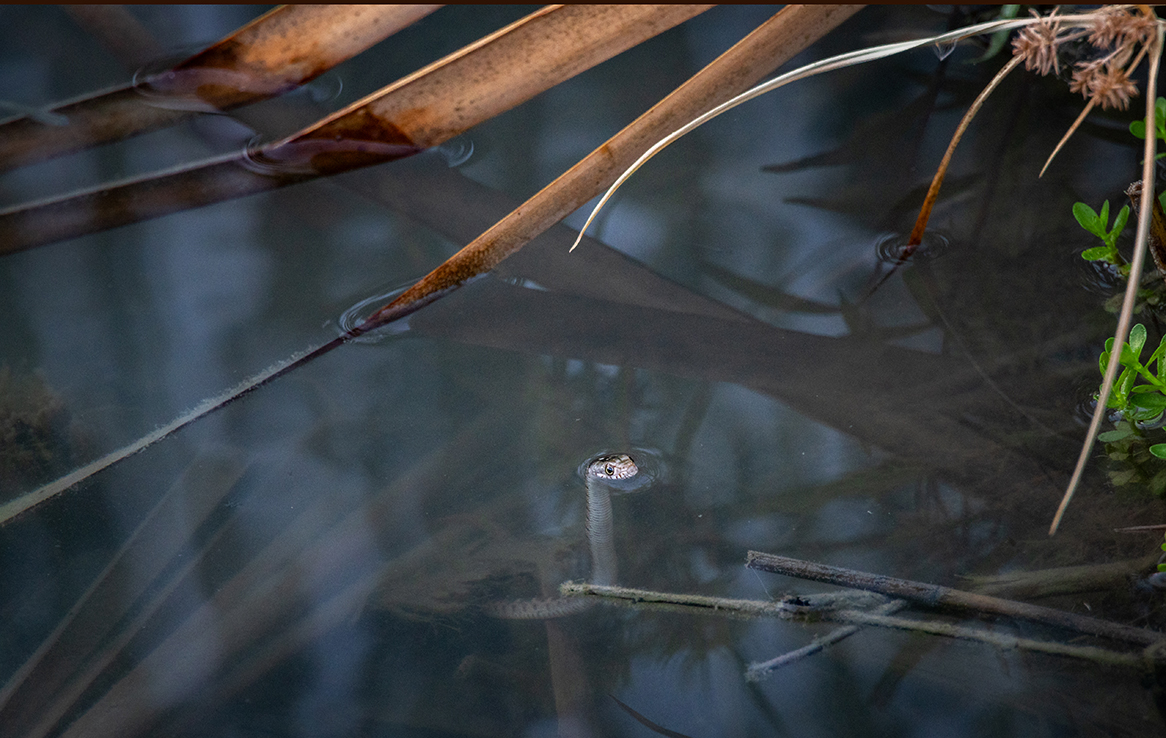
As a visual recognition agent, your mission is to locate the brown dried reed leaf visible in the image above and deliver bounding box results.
[0,5,711,254]
[360,5,864,330]
[277,5,715,167]
[0,5,439,172]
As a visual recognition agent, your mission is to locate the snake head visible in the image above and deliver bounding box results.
[589,453,638,481]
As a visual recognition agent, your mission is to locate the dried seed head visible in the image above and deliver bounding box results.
[1069,60,1139,110]
[1092,66,1140,111]
[1012,14,1062,76]
[1088,7,1157,49]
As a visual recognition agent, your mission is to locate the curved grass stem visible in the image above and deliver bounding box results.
[568,13,1100,251]
[1050,22,1165,535]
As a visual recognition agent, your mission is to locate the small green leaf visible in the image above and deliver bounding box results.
[969,5,1020,63]
[1130,323,1148,358]
[1132,119,1148,139]
[1111,468,1137,486]
[1109,205,1130,244]
[1151,470,1166,496]
[1119,365,1138,398]
[1100,427,1135,442]
[1152,444,1166,459]
[1120,344,1140,367]
[1128,409,1164,424]
[1081,246,1111,261]
[1073,202,1103,237]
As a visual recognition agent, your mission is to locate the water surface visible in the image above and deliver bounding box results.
[0,5,1163,737]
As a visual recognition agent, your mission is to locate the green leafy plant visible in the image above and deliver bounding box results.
[1073,195,1166,314]
[1075,199,1130,272]
[1095,323,1166,494]
[1129,96,1166,160]
[1097,323,1166,427]
[1158,531,1166,573]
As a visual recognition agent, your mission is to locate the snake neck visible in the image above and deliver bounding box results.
[586,478,616,586]
[584,453,637,587]
[486,453,639,619]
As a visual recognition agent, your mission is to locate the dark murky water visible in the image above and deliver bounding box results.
[2,5,1165,737]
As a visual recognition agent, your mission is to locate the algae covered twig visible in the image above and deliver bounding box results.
[559,580,1150,676]
[744,598,909,683]
[745,551,1164,647]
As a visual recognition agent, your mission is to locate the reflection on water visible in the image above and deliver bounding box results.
[1,4,1165,737]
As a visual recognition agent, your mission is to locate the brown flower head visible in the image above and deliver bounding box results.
[1088,66,1139,110]
[1088,7,1158,49]
[1068,59,1104,98]
[1012,13,1063,76]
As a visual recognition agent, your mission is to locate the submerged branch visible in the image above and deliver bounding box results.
[562,581,1148,673]
[745,598,909,682]
[746,550,1164,646]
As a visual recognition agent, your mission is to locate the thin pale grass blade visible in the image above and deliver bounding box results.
[0,343,338,526]
[1050,24,1165,535]
[358,5,863,329]
[0,5,709,254]
[567,13,1100,251]
[0,5,440,172]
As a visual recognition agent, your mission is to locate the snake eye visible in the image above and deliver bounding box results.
[604,464,615,476]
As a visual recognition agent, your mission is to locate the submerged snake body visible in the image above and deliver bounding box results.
[486,454,638,620]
